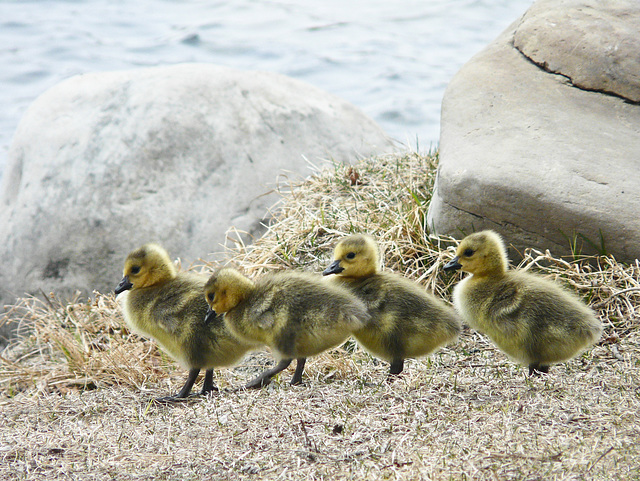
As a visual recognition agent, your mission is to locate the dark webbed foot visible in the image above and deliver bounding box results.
[244,359,293,389]
[169,367,200,399]
[154,368,218,403]
[154,394,195,404]
[244,375,272,389]
[528,363,550,376]
[200,369,219,395]
[290,358,307,386]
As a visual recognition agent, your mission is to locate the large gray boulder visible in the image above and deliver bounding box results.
[0,63,391,321]
[428,0,640,262]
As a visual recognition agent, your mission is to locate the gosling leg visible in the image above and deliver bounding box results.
[388,358,405,380]
[245,359,293,389]
[155,368,200,402]
[290,358,307,386]
[528,363,550,376]
[200,369,218,395]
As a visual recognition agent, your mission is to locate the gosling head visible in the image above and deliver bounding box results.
[443,230,509,277]
[323,234,380,279]
[115,243,177,294]
[203,268,255,316]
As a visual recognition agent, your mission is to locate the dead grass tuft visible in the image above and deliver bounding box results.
[220,151,458,299]
[0,292,175,397]
[1,150,639,480]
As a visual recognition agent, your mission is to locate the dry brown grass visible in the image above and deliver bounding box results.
[1,151,639,480]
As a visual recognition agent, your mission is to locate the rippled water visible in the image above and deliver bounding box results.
[0,0,533,178]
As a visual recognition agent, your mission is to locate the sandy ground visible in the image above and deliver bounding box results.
[1,327,637,481]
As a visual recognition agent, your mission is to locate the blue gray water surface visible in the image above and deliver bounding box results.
[0,0,533,178]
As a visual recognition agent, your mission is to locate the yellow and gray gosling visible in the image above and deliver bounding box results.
[444,230,602,375]
[203,268,371,388]
[115,244,258,401]
[323,234,461,377]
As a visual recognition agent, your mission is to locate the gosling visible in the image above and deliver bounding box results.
[443,230,602,375]
[203,268,371,388]
[323,234,461,377]
[115,244,257,401]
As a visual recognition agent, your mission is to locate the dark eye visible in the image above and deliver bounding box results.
[346,252,356,260]
[130,266,141,275]
[207,292,214,302]
[463,249,474,257]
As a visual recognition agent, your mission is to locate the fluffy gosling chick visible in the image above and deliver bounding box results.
[444,230,602,375]
[115,244,257,401]
[203,268,371,388]
[323,234,461,377]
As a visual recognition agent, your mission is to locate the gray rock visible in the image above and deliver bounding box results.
[428,0,640,263]
[514,0,640,102]
[0,63,391,325]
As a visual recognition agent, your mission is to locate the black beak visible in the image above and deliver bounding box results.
[204,306,218,324]
[443,257,462,272]
[323,260,344,276]
[115,276,133,294]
